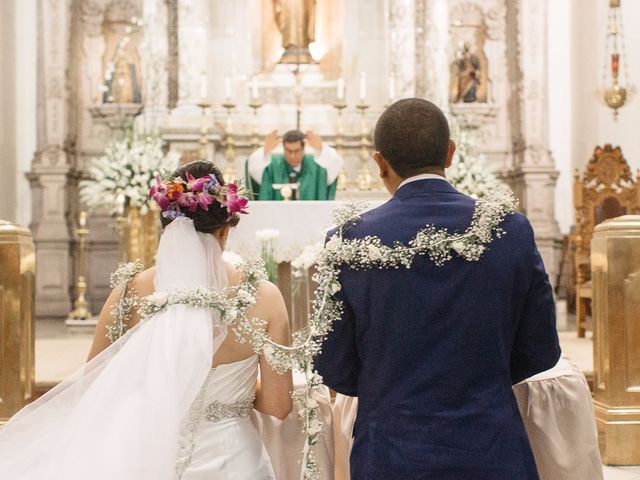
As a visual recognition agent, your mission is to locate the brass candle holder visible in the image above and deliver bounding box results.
[333,100,349,190]
[222,101,237,182]
[197,100,211,160]
[67,211,92,320]
[355,102,372,190]
[249,99,264,151]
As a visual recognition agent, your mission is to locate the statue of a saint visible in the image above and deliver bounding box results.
[451,42,481,103]
[103,37,142,104]
[273,0,316,64]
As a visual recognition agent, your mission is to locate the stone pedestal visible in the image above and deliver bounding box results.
[0,221,36,422]
[592,215,640,464]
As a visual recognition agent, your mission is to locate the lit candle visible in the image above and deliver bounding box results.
[251,78,259,100]
[337,77,345,100]
[388,73,396,102]
[359,72,367,102]
[200,73,208,100]
[79,211,87,228]
[224,76,232,100]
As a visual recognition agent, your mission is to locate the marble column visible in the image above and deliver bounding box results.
[140,0,170,126]
[415,0,449,106]
[388,0,416,98]
[30,0,74,318]
[176,0,210,111]
[509,0,561,283]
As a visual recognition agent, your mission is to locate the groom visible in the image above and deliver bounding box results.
[315,99,560,479]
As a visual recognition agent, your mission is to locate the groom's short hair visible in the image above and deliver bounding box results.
[374,98,450,178]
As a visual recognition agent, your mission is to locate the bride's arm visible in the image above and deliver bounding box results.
[253,281,294,420]
[87,268,156,361]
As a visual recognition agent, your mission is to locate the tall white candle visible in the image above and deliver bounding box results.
[200,73,208,100]
[224,76,232,100]
[388,74,396,102]
[251,78,259,100]
[337,77,345,100]
[359,72,367,102]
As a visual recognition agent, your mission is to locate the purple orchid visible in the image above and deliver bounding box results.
[149,175,170,210]
[221,183,249,218]
[186,172,212,193]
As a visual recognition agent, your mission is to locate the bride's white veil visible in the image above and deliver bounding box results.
[0,217,227,480]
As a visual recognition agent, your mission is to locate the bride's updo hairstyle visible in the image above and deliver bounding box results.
[159,161,241,234]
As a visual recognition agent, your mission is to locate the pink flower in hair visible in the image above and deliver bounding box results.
[186,172,212,193]
[149,175,170,210]
[220,183,249,218]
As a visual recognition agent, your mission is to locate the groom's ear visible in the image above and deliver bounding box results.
[444,139,456,169]
[372,151,389,178]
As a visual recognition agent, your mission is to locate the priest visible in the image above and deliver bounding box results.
[246,129,343,200]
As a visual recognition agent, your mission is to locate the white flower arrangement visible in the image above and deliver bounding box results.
[256,229,280,283]
[80,129,180,215]
[255,228,281,242]
[447,117,502,199]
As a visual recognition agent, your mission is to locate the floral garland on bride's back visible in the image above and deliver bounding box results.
[108,174,517,480]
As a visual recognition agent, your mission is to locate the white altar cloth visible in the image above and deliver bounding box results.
[227,200,385,262]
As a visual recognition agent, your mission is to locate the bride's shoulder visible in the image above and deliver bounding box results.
[130,266,156,297]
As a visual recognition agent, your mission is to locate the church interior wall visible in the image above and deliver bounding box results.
[1,0,638,317]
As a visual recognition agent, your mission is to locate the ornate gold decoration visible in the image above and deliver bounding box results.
[355,102,372,190]
[67,211,92,320]
[221,101,237,183]
[126,205,161,268]
[598,0,635,119]
[573,145,640,337]
[591,215,640,463]
[333,99,349,190]
[0,220,35,422]
[196,100,211,161]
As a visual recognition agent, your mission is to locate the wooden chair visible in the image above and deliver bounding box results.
[573,145,640,337]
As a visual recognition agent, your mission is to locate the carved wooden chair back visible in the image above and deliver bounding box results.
[573,144,640,336]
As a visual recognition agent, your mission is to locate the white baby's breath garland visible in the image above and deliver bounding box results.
[107,185,517,480]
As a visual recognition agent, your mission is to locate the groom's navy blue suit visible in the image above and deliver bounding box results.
[315,178,561,479]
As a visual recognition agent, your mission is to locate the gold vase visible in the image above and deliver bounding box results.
[126,205,160,268]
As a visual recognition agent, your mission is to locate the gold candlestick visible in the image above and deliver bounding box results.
[355,102,372,190]
[67,211,92,320]
[249,99,263,151]
[197,100,211,160]
[222,101,237,183]
[333,100,349,190]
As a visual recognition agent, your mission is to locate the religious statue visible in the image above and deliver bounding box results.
[273,0,317,64]
[103,35,142,104]
[451,42,481,103]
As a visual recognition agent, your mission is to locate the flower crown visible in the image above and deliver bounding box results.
[149,173,249,220]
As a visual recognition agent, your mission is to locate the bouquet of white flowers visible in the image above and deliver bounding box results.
[80,129,180,215]
[447,117,502,199]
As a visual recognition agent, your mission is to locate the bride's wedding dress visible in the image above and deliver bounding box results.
[177,356,274,479]
[0,217,274,480]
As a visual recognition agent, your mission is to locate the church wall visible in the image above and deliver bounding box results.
[547,0,640,235]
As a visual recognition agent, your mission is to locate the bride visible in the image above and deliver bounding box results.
[0,161,293,479]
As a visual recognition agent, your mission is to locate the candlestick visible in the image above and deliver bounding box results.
[224,76,232,101]
[196,100,211,160]
[200,72,208,101]
[356,102,372,191]
[336,76,345,101]
[250,77,259,101]
[67,211,92,320]
[359,72,367,102]
[249,98,264,150]
[222,101,237,183]
[333,99,348,190]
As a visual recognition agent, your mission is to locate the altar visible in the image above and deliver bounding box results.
[227,199,386,262]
